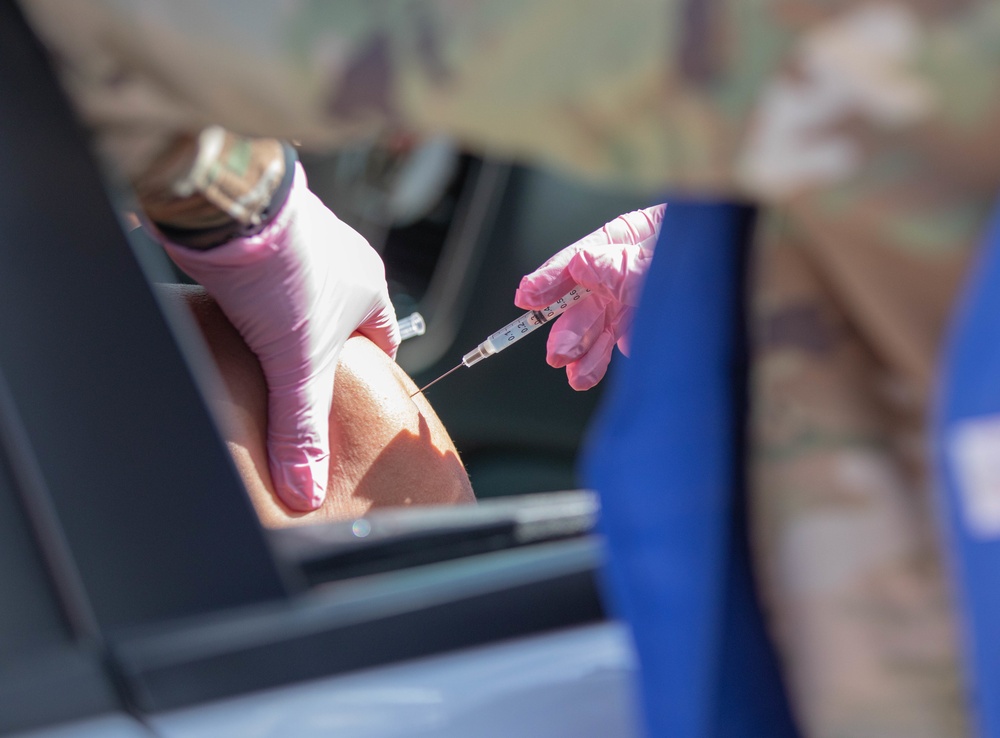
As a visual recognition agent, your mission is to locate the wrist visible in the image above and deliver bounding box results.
[139,128,298,250]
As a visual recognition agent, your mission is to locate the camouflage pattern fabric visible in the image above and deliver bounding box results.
[19,1,1000,734]
[749,195,981,737]
[17,1,1000,196]
[135,128,289,235]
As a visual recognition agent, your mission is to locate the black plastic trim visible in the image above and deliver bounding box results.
[114,537,606,713]
[0,0,291,633]
[0,643,120,734]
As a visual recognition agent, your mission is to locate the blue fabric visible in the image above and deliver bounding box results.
[935,202,1000,737]
[583,201,797,738]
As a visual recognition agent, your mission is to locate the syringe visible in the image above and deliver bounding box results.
[410,286,592,396]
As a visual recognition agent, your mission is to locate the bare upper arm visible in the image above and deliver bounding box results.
[165,284,475,528]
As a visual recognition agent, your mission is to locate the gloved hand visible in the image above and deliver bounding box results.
[162,163,400,511]
[514,204,665,390]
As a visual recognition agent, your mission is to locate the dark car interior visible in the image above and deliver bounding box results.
[0,0,656,733]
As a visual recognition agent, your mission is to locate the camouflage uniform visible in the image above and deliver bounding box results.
[20,1,1000,734]
[750,196,978,737]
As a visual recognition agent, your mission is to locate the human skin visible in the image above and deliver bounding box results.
[167,285,475,528]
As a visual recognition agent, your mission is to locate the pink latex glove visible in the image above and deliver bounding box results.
[162,163,400,511]
[514,204,665,390]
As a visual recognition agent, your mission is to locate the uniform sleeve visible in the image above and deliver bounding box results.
[17,0,785,192]
[18,0,1000,202]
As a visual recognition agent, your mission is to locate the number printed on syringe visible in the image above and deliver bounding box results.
[410,286,593,396]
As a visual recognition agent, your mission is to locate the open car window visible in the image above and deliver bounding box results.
[0,2,653,733]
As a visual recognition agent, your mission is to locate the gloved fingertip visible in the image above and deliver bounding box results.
[546,326,587,367]
[615,311,635,357]
[383,323,402,360]
[360,306,401,360]
[515,273,574,310]
[546,345,579,369]
[566,364,607,391]
[514,286,543,310]
[272,454,328,512]
[547,352,569,369]
[567,368,601,392]
[383,331,401,360]
[565,332,614,391]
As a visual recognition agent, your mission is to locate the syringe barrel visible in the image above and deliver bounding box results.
[480,286,592,358]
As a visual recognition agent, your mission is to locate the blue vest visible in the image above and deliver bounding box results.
[584,200,999,737]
